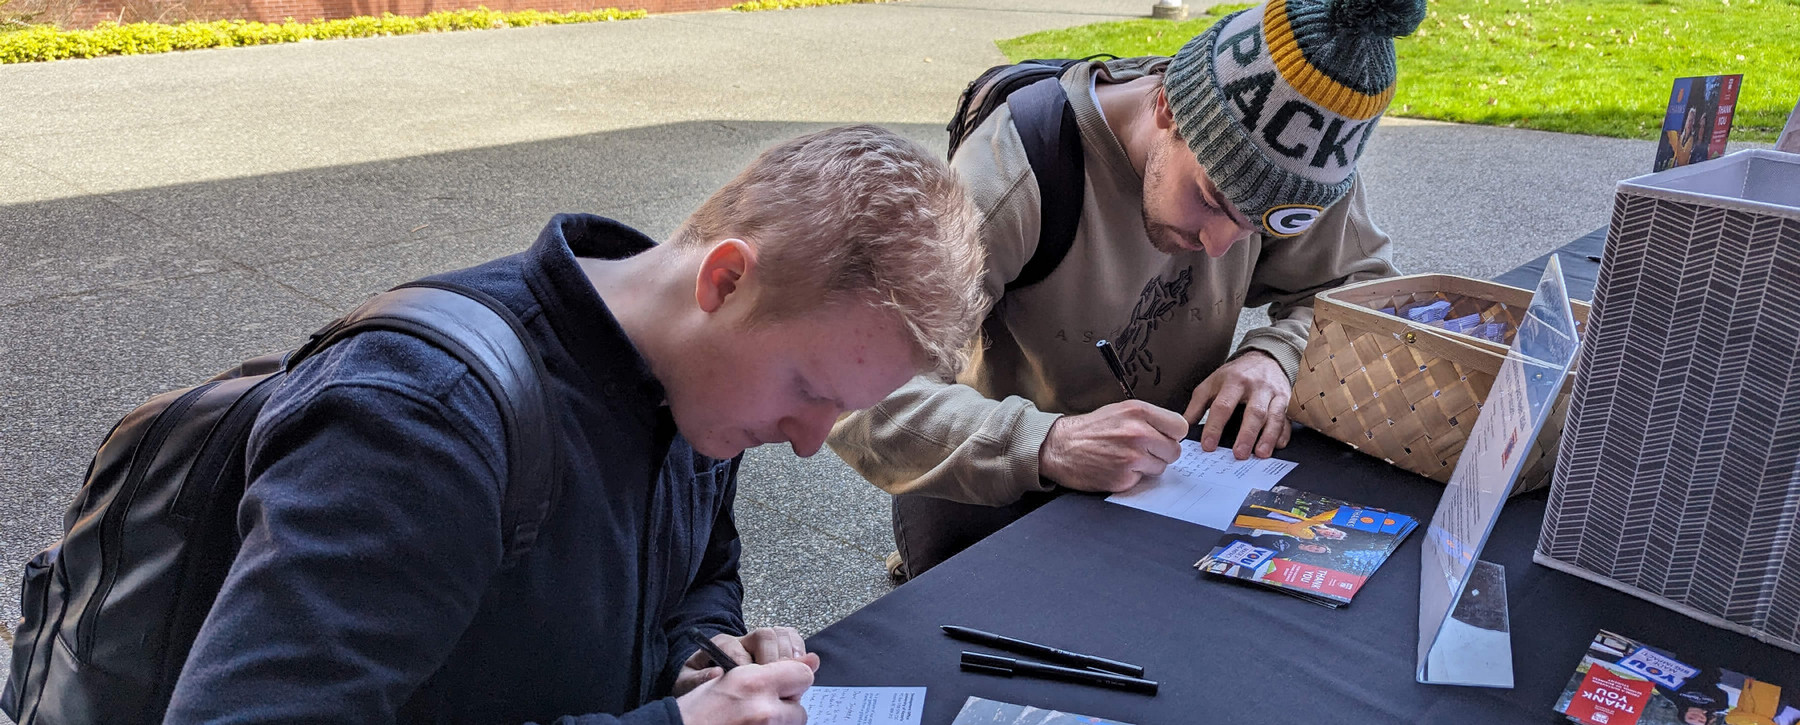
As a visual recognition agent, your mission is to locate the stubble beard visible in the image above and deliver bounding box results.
[1142,218,1191,256]
[1139,141,1195,256]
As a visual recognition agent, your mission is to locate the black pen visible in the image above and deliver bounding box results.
[960,651,1158,696]
[686,628,741,672]
[1096,339,1136,400]
[941,625,1144,677]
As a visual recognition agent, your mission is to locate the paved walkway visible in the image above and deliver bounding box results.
[1,0,1679,679]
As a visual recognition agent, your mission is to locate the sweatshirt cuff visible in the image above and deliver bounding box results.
[657,622,737,697]
[1234,333,1303,387]
[657,697,683,725]
[657,641,700,698]
[1009,408,1063,495]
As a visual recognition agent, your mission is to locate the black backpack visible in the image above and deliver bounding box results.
[2,281,559,725]
[947,54,1114,291]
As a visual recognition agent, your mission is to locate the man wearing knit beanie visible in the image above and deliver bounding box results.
[831,0,1426,579]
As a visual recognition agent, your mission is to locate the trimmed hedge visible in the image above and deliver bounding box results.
[0,6,646,63]
[731,0,891,11]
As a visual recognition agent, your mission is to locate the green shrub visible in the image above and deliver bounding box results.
[731,0,891,11]
[0,5,646,63]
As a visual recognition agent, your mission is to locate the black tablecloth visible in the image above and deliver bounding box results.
[1494,225,1607,298]
[805,228,1800,723]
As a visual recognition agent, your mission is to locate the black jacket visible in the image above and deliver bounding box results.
[167,215,743,724]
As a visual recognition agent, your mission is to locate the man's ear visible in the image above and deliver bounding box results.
[694,238,756,314]
[1152,86,1178,132]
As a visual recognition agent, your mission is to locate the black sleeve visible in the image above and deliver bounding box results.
[657,457,748,693]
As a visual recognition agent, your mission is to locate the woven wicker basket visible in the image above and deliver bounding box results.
[1288,274,1591,494]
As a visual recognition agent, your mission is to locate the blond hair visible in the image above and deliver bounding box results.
[671,125,987,378]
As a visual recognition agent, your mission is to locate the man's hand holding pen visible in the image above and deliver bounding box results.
[675,626,819,692]
[674,627,821,725]
[1039,401,1188,493]
[1039,339,1189,494]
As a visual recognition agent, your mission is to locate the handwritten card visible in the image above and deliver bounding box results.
[1105,440,1298,531]
[799,686,925,725]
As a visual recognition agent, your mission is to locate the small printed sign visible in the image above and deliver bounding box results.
[1564,664,1656,725]
[1616,646,1698,690]
[1653,75,1743,172]
[1214,541,1276,569]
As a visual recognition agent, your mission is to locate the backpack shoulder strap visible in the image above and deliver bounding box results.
[1004,73,1086,293]
[946,53,1116,161]
[290,281,558,568]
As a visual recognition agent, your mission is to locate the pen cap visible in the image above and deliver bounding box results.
[960,651,1014,669]
[960,661,1015,677]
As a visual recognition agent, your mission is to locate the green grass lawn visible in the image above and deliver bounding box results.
[998,0,1798,142]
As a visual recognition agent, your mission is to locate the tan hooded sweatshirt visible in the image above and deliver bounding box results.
[828,57,1398,506]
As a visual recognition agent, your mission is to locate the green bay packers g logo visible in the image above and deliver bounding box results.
[1263,204,1323,237]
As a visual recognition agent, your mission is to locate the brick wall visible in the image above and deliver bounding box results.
[64,0,739,29]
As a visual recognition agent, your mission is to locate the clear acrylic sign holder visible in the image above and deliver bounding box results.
[1416,256,1581,688]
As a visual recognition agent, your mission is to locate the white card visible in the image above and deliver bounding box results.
[799,686,926,725]
[1106,440,1298,530]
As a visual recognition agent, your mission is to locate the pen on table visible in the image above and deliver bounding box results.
[940,625,1145,677]
[1096,339,1136,400]
[686,628,741,672]
[960,651,1159,696]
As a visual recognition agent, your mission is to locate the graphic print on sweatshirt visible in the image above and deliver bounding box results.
[1113,266,1194,390]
